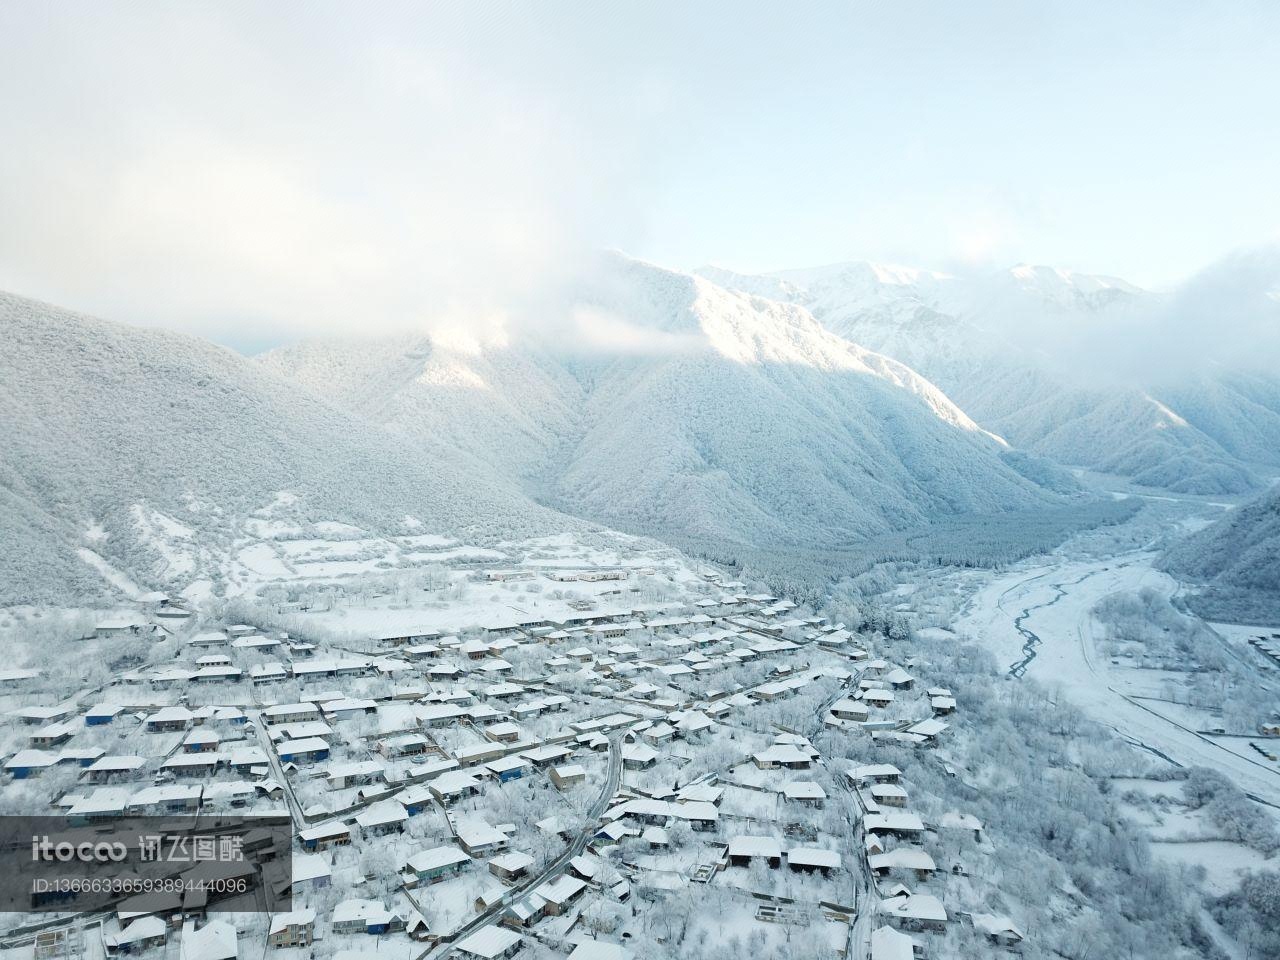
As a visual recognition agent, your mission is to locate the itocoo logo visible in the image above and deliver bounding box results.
[31,836,128,862]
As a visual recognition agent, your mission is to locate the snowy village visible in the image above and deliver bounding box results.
[0,536,1025,960]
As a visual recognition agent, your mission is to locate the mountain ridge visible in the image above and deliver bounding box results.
[697,259,1280,495]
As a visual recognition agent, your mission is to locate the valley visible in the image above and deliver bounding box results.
[1,471,1275,960]
[4,6,1279,959]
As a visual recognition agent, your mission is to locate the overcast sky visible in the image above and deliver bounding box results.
[1,1,1277,349]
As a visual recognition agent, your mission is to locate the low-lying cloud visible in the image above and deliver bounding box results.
[0,4,656,351]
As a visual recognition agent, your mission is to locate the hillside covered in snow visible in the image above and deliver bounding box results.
[262,256,1071,555]
[1162,483,1280,621]
[700,260,1280,495]
[0,292,579,605]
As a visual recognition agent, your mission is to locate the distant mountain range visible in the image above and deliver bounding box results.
[8,250,1275,608]
[700,260,1280,495]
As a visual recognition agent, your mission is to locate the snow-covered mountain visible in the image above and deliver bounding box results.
[699,261,1280,494]
[0,292,577,605]
[1162,484,1280,620]
[262,255,1070,554]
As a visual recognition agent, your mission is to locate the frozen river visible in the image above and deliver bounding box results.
[957,550,1280,808]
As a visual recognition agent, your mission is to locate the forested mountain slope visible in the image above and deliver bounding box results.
[0,292,575,604]
[1162,485,1280,621]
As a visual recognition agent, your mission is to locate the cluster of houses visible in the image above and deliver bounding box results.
[0,564,1037,960]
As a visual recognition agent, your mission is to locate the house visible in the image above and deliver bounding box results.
[456,743,507,768]
[261,703,320,725]
[538,874,587,916]
[971,912,1026,948]
[267,909,316,948]
[489,851,534,882]
[455,926,523,960]
[931,695,957,715]
[870,848,936,881]
[230,634,280,652]
[145,706,194,732]
[848,764,901,784]
[406,845,472,885]
[331,899,402,935]
[94,617,146,639]
[160,753,224,777]
[250,663,289,684]
[325,759,384,790]
[782,781,826,808]
[939,811,984,841]
[474,884,508,914]
[183,729,221,753]
[521,745,572,768]
[379,733,431,758]
[322,698,379,721]
[430,771,481,804]
[871,783,909,807]
[752,743,811,770]
[290,853,331,892]
[884,667,915,690]
[203,781,255,808]
[829,698,869,722]
[269,719,333,743]
[676,783,723,806]
[484,682,523,701]
[276,737,330,763]
[406,911,432,941]
[227,746,269,773]
[370,628,442,647]
[125,784,202,815]
[643,826,669,849]
[457,820,509,857]
[786,847,840,875]
[104,915,167,955]
[179,920,236,960]
[10,705,75,726]
[355,799,408,835]
[192,665,243,684]
[864,812,926,837]
[880,894,948,932]
[418,703,469,728]
[621,743,657,770]
[486,755,529,783]
[483,722,521,744]
[863,689,895,708]
[5,749,59,778]
[727,836,783,868]
[673,710,714,738]
[869,925,919,960]
[550,764,587,789]
[84,755,148,783]
[640,722,675,746]
[298,822,351,852]
[85,704,125,726]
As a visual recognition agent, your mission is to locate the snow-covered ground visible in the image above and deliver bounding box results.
[958,549,1280,807]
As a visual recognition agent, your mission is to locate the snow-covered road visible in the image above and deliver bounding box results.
[957,551,1280,808]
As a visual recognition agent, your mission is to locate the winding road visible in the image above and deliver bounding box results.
[416,733,624,959]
